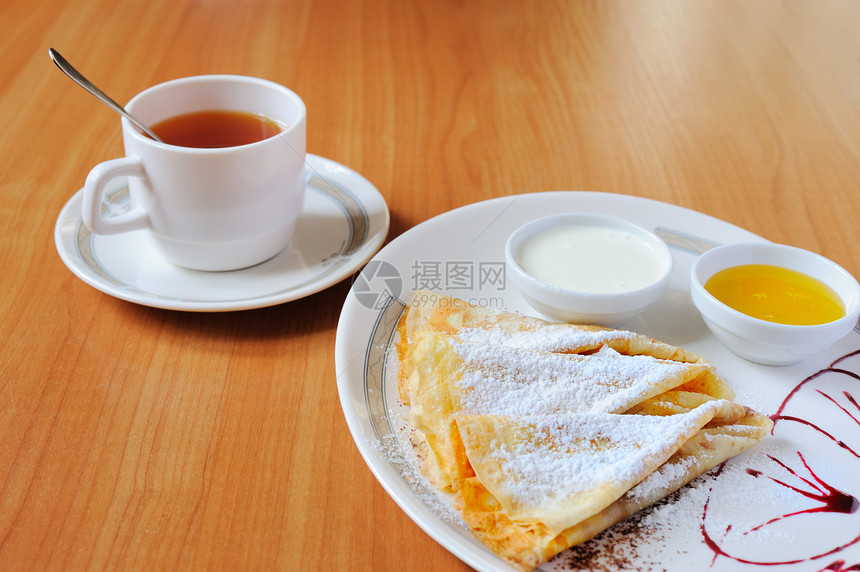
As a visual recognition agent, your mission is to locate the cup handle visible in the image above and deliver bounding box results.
[82,157,150,234]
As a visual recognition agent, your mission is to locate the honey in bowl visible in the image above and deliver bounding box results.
[704,264,844,325]
[150,109,283,148]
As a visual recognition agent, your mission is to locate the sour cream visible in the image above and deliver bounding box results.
[516,224,666,294]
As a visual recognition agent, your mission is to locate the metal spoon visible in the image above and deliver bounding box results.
[49,48,163,142]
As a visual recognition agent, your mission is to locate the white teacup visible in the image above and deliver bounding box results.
[83,75,307,271]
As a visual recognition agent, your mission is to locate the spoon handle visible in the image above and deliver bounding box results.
[49,48,163,142]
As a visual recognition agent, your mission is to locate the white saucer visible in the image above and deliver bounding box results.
[55,154,389,311]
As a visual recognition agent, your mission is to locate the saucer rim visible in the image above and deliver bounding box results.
[54,154,390,312]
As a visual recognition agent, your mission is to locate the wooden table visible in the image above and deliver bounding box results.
[2,1,859,570]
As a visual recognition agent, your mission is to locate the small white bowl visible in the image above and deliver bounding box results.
[690,242,860,366]
[505,213,673,327]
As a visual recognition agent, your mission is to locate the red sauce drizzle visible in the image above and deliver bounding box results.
[743,452,858,530]
[820,561,860,571]
[702,349,860,569]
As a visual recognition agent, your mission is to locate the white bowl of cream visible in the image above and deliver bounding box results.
[505,213,673,326]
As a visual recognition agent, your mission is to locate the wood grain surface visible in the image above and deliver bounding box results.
[2,0,859,570]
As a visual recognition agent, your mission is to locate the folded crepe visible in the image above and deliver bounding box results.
[397,291,772,571]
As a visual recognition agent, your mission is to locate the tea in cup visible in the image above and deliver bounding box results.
[82,74,306,271]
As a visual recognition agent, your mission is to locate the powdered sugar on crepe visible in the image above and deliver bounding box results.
[625,454,699,504]
[454,341,696,416]
[457,325,635,353]
[472,405,722,516]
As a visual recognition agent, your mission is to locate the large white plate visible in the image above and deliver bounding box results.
[335,192,860,572]
[55,154,389,311]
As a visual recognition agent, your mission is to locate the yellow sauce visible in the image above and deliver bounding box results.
[704,264,844,325]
